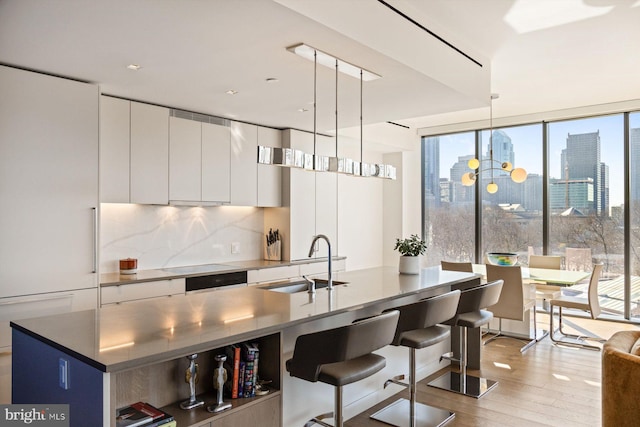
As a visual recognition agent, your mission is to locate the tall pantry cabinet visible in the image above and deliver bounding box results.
[0,65,98,349]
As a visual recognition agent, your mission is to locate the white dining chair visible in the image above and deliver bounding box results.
[549,263,604,350]
[485,264,538,353]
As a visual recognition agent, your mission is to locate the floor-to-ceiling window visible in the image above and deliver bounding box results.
[547,115,625,317]
[630,112,640,319]
[422,132,475,266]
[422,110,640,321]
[480,124,543,261]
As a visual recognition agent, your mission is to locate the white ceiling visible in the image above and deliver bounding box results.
[1,0,639,148]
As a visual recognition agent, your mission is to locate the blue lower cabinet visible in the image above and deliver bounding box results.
[12,329,103,427]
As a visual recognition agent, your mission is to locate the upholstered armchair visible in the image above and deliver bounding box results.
[602,330,640,427]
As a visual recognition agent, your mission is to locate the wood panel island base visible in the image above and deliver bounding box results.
[11,266,480,427]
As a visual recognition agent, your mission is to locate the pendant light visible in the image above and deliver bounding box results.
[461,94,527,192]
[257,42,396,180]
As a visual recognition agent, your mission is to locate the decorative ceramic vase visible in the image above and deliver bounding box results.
[399,255,420,275]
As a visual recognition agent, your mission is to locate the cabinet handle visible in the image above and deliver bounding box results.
[92,207,98,273]
[0,293,74,306]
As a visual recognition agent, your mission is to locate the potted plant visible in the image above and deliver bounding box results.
[394,234,427,275]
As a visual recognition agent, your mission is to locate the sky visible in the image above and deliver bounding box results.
[435,112,640,207]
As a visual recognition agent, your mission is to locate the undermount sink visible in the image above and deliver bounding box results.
[261,278,348,294]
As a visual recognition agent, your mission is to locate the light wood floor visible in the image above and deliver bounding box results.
[347,314,640,427]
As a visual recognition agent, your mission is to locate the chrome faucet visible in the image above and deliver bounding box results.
[308,234,332,290]
[302,275,315,294]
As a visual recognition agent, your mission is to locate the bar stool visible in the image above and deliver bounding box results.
[428,280,503,398]
[370,290,461,427]
[286,310,400,427]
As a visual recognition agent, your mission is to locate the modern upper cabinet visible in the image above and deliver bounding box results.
[169,115,231,204]
[100,96,169,204]
[0,65,99,326]
[230,121,258,206]
[257,127,282,207]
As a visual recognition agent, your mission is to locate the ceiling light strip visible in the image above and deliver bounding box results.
[287,43,381,81]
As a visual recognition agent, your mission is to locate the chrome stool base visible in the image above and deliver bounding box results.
[371,398,454,427]
[428,371,498,399]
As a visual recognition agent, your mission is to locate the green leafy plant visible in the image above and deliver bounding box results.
[394,234,427,257]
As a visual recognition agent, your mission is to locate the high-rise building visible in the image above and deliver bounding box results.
[450,155,475,203]
[483,130,514,178]
[600,162,609,215]
[423,137,441,208]
[565,131,602,214]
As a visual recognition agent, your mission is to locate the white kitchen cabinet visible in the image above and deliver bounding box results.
[130,102,170,204]
[99,97,169,204]
[100,96,130,203]
[0,288,97,350]
[100,278,185,305]
[0,65,99,298]
[169,116,231,203]
[169,116,201,201]
[257,127,282,207]
[202,122,231,202]
[230,121,258,206]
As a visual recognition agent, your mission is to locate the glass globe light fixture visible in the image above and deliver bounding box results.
[511,167,527,183]
[501,161,513,172]
[486,182,498,194]
[461,172,477,186]
[467,158,480,170]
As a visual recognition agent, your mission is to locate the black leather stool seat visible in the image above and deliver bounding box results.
[452,311,493,329]
[317,353,386,386]
[399,325,450,349]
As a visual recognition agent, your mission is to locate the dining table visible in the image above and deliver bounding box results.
[472,264,591,286]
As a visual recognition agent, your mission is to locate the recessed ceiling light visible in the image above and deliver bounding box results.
[126,64,141,71]
[265,77,279,83]
[298,108,308,113]
[226,89,238,95]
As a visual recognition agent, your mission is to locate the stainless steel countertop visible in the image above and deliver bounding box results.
[12,266,479,373]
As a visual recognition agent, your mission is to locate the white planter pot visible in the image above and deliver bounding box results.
[399,255,420,275]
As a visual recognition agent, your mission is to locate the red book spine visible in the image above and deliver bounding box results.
[232,346,240,398]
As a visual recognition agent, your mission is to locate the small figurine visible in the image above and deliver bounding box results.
[180,354,204,410]
[207,354,232,413]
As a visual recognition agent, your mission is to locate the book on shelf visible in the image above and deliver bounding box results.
[116,402,173,427]
[224,344,241,398]
[238,360,246,397]
[241,342,259,398]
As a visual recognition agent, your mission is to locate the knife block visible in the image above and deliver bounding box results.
[264,240,281,261]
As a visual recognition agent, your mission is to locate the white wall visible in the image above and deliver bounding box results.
[100,204,263,273]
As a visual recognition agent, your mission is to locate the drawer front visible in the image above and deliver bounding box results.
[299,259,346,276]
[250,265,299,284]
[101,278,185,305]
[1,288,97,349]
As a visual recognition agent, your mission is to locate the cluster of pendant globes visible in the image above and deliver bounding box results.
[461,158,527,194]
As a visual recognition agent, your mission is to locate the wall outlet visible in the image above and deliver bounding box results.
[231,242,240,254]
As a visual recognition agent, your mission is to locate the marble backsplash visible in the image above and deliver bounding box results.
[100,203,264,273]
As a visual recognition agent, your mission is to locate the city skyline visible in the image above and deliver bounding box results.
[429,114,636,207]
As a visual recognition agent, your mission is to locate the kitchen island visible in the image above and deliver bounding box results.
[11,266,480,427]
